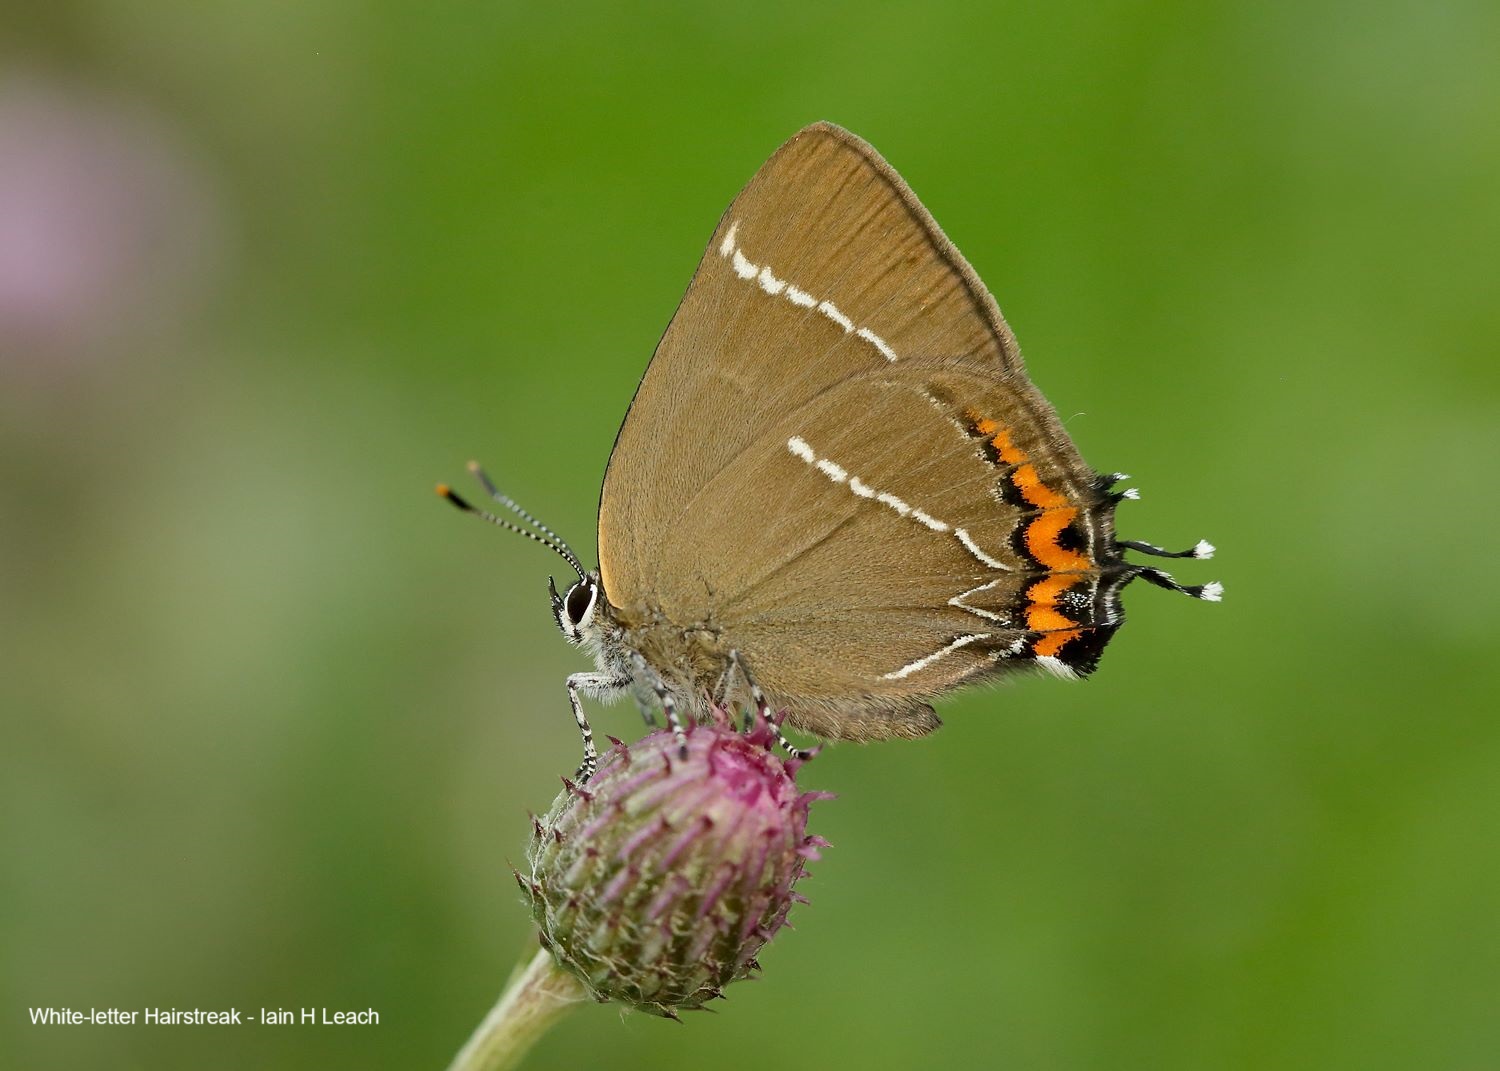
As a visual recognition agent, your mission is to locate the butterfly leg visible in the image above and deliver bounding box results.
[565,672,629,782]
[626,651,689,759]
[726,650,813,762]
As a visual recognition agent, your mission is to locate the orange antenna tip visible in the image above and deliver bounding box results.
[435,483,451,497]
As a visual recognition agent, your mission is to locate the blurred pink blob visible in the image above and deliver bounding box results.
[0,74,222,378]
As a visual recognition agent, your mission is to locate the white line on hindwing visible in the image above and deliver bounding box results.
[881,634,991,680]
[785,435,1012,573]
[949,579,1012,624]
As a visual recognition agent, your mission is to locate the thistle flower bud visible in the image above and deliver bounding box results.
[520,710,829,1017]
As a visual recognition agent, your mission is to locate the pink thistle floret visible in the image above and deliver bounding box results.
[524,712,828,1016]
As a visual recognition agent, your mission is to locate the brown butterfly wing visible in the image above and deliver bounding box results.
[598,123,1125,740]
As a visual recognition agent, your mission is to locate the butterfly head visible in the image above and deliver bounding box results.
[551,573,603,645]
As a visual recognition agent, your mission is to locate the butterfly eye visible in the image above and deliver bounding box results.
[564,581,596,626]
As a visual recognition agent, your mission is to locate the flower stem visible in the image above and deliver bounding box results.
[446,945,586,1071]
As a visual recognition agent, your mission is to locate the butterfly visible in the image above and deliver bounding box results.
[441,122,1219,779]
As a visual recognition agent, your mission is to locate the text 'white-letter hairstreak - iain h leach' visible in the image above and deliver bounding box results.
[438,122,1220,781]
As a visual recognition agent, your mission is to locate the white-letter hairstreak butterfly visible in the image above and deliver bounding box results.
[440,122,1220,780]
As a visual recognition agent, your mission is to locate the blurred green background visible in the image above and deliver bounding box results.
[3,2,1498,1069]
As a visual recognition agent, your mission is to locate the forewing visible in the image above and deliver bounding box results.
[601,123,1089,598]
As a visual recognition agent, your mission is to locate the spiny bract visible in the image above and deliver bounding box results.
[519,711,830,1017]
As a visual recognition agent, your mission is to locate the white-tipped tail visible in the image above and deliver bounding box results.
[1200,581,1224,602]
[1194,540,1216,559]
[1122,487,1141,500]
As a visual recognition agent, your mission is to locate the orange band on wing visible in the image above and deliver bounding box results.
[966,407,1099,663]
[990,429,1027,466]
[1032,629,1083,658]
[1010,463,1070,510]
[1025,508,1091,572]
[1024,574,1079,632]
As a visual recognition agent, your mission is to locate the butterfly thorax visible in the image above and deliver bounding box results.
[585,595,731,723]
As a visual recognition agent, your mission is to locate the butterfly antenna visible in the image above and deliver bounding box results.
[436,484,586,579]
[465,460,577,553]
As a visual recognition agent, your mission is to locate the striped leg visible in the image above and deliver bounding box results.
[565,672,628,782]
[727,650,812,762]
[627,652,688,758]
